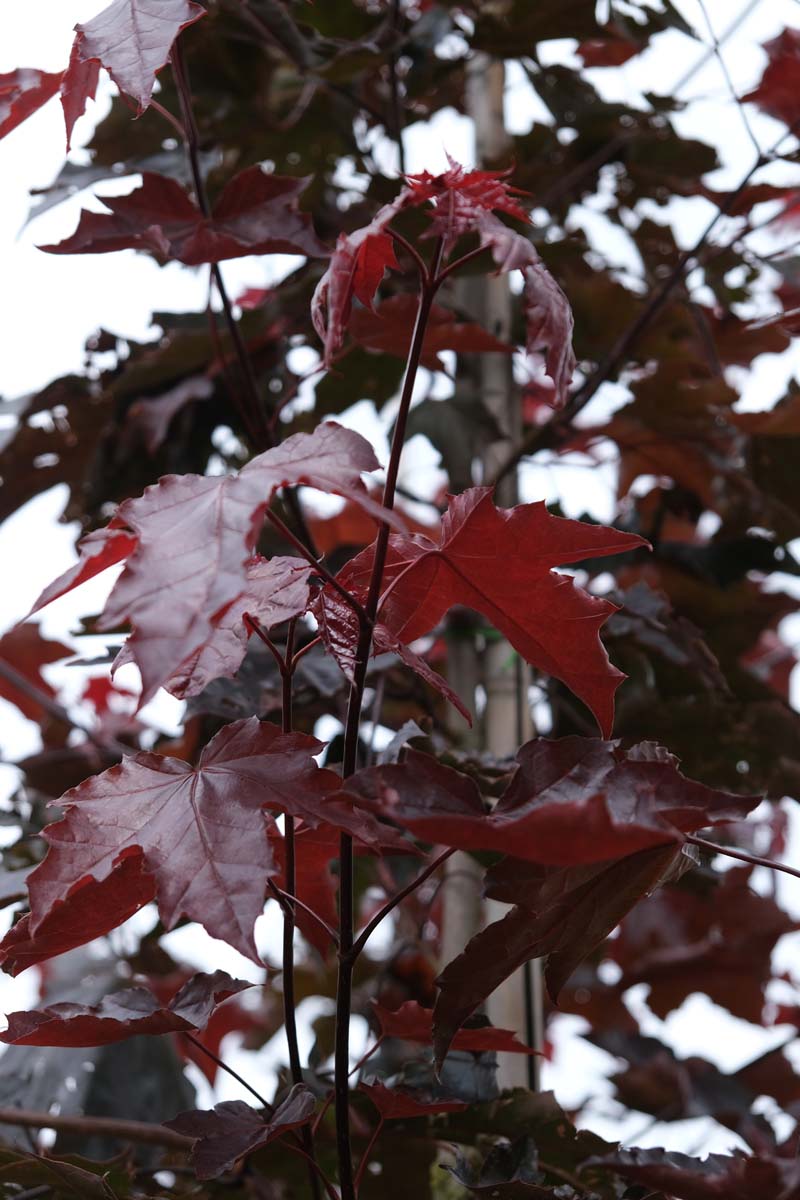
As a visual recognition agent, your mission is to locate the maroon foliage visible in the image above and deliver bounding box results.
[318,488,646,736]
[0,68,62,140]
[0,623,71,724]
[165,1085,316,1179]
[26,719,342,961]
[0,970,249,1047]
[359,1080,468,1119]
[41,167,328,264]
[345,740,755,865]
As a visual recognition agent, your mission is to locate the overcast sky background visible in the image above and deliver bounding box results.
[2,0,800,1148]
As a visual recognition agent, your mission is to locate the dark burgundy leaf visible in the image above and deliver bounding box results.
[55,423,390,706]
[30,525,137,616]
[611,864,797,1022]
[593,1146,800,1199]
[372,1000,538,1055]
[345,739,755,865]
[73,0,206,112]
[165,1085,316,1179]
[0,68,62,141]
[744,29,800,128]
[405,154,530,249]
[124,375,214,454]
[60,39,100,150]
[0,853,155,977]
[359,1079,468,1119]
[0,622,72,724]
[433,843,683,1068]
[475,212,576,405]
[166,555,313,698]
[41,167,328,264]
[312,197,406,365]
[317,488,646,736]
[26,718,344,961]
[0,969,250,1047]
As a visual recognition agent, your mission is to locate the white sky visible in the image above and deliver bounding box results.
[2,0,800,1154]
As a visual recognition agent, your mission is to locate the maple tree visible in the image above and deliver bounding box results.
[1,2,800,1199]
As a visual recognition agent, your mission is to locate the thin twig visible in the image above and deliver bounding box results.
[266,509,371,628]
[686,834,800,882]
[182,1032,272,1111]
[350,848,455,961]
[0,1106,192,1149]
[269,880,340,949]
[354,1116,384,1195]
[696,0,763,159]
[0,657,129,758]
[244,612,288,677]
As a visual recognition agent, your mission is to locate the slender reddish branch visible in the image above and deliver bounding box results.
[269,880,340,949]
[182,1032,272,1111]
[0,1106,191,1149]
[332,236,446,1200]
[354,1116,385,1194]
[349,848,456,961]
[266,508,371,628]
[686,834,800,882]
[244,612,287,676]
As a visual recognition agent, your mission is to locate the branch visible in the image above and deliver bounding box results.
[349,848,455,962]
[0,1106,191,1150]
[686,834,800,882]
[0,657,129,759]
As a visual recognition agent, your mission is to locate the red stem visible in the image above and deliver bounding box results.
[686,834,800,882]
[350,848,456,960]
[332,236,446,1200]
[354,1117,385,1194]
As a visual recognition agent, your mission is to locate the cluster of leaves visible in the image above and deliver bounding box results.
[1,1,800,1198]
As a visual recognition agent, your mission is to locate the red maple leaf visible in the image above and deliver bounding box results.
[0,68,62,141]
[0,970,249,1047]
[0,623,71,724]
[744,29,800,128]
[433,844,686,1067]
[371,1000,538,1056]
[0,853,155,977]
[316,487,646,737]
[345,741,757,866]
[405,153,530,248]
[311,158,575,402]
[72,0,206,113]
[165,1086,316,1180]
[359,1080,467,1119]
[33,424,394,707]
[166,555,313,699]
[40,167,328,264]
[25,719,348,962]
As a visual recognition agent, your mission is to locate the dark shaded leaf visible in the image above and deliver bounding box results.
[165,1084,316,1179]
[0,622,72,724]
[26,719,345,961]
[433,843,683,1067]
[359,1079,468,1118]
[0,970,250,1047]
[41,167,328,263]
